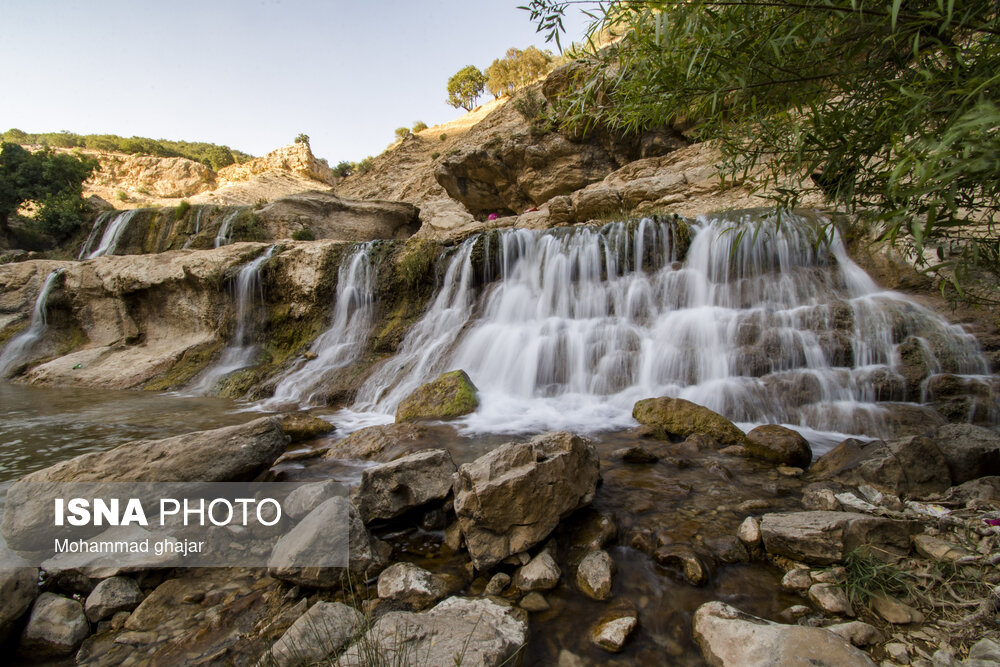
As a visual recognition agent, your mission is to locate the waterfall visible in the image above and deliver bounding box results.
[187,246,277,394]
[0,269,64,377]
[182,208,205,250]
[82,209,140,259]
[261,243,377,408]
[214,209,244,248]
[342,211,990,441]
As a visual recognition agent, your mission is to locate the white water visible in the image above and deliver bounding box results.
[187,246,277,394]
[0,269,64,377]
[81,209,140,259]
[260,243,377,408]
[214,209,244,248]
[336,211,989,441]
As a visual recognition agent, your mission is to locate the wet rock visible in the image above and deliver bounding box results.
[284,480,341,520]
[377,562,448,610]
[513,551,561,592]
[569,510,618,552]
[269,496,387,589]
[485,573,511,596]
[519,592,550,612]
[705,535,750,564]
[746,425,813,468]
[612,445,659,463]
[808,583,854,616]
[577,550,616,600]
[3,417,288,551]
[913,534,971,563]
[926,373,998,424]
[591,615,637,653]
[323,422,437,462]
[692,601,875,666]
[453,431,600,570]
[870,593,924,624]
[353,448,457,523]
[737,516,762,547]
[633,397,748,446]
[931,423,1000,484]
[338,597,527,667]
[896,336,932,398]
[825,621,885,647]
[395,369,479,423]
[19,593,90,659]
[808,435,951,498]
[0,567,37,643]
[655,544,712,586]
[760,511,915,565]
[781,568,812,592]
[277,411,334,442]
[84,576,144,623]
[263,601,363,667]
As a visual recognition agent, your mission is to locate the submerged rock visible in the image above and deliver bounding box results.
[576,550,616,600]
[453,431,600,570]
[19,593,90,659]
[760,511,914,565]
[394,369,479,423]
[353,448,457,523]
[692,601,875,666]
[745,425,812,468]
[632,397,748,446]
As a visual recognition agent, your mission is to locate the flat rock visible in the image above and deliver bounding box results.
[591,615,637,653]
[692,601,876,666]
[870,593,924,624]
[632,397,748,446]
[453,431,600,570]
[760,511,915,565]
[323,422,437,462]
[19,593,90,659]
[576,550,616,600]
[262,601,363,667]
[377,562,448,610]
[85,576,144,623]
[353,448,456,523]
[913,534,971,562]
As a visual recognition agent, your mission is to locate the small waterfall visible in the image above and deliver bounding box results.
[182,208,206,250]
[83,209,140,259]
[262,243,377,408]
[78,211,112,259]
[188,246,277,394]
[214,209,243,248]
[342,211,991,441]
[0,269,64,377]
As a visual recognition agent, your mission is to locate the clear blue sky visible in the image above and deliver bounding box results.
[0,1,590,163]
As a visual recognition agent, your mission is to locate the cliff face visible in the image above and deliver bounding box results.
[87,153,217,199]
[216,143,335,187]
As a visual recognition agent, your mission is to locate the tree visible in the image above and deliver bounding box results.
[294,133,310,145]
[394,126,411,141]
[447,65,486,111]
[523,0,1000,297]
[0,143,96,239]
[486,47,555,98]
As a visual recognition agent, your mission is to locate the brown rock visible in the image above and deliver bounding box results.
[746,425,812,468]
[808,435,951,498]
[760,511,915,565]
[632,397,748,446]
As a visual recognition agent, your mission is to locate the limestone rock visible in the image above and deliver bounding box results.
[256,190,419,242]
[513,551,561,592]
[264,601,363,667]
[338,597,527,667]
[591,615,637,653]
[0,568,37,643]
[395,369,479,423]
[519,592,550,612]
[84,576,144,623]
[377,562,448,610]
[932,423,1000,484]
[760,511,915,565]
[913,534,971,562]
[323,422,436,462]
[654,544,712,586]
[808,583,854,616]
[824,621,885,647]
[278,412,334,442]
[746,425,812,468]
[485,573,511,596]
[808,435,951,498]
[19,593,90,659]
[354,448,457,523]
[781,568,812,592]
[268,497,386,589]
[870,593,924,624]
[453,431,600,570]
[284,480,342,520]
[737,516,762,547]
[576,550,616,600]
[218,143,335,186]
[2,418,288,551]
[632,397,748,446]
[90,153,216,198]
[692,601,875,666]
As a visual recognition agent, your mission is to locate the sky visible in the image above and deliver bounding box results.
[0,0,591,163]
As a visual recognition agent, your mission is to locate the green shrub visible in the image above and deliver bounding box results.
[394,127,410,141]
[294,133,310,145]
[174,200,191,220]
[439,133,448,142]
[291,228,315,241]
[253,197,268,210]
[356,157,375,175]
[333,161,353,178]
[412,120,428,133]
[233,211,266,241]
[115,190,128,201]
[431,152,441,159]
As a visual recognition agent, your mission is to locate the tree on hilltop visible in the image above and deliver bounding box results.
[447,66,486,111]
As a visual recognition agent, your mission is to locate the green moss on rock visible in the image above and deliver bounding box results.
[395,369,479,423]
[143,339,224,391]
[632,396,748,446]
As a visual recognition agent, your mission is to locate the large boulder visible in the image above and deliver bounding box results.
[633,397,748,446]
[19,593,90,659]
[745,425,812,468]
[263,601,363,667]
[268,497,387,589]
[0,568,38,643]
[453,432,600,570]
[353,449,457,523]
[338,597,527,667]
[692,601,875,666]
[84,576,144,623]
[807,435,951,498]
[2,418,288,551]
[395,370,479,423]
[931,423,1000,484]
[760,511,915,565]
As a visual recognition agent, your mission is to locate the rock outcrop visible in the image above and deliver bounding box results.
[808,435,952,497]
[255,191,420,242]
[216,143,335,187]
[88,152,216,199]
[394,369,479,423]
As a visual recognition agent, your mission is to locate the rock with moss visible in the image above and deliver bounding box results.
[632,397,748,446]
[278,412,334,442]
[395,369,479,423]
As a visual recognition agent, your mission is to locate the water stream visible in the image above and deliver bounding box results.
[81,209,140,259]
[214,208,245,248]
[0,269,64,378]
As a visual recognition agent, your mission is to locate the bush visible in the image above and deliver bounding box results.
[115,190,128,201]
[431,152,441,159]
[356,157,375,175]
[291,228,315,241]
[294,133,310,145]
[394,127,410,141]
[412,120,428,133]
[333,161,353,178]
[253,197,268,210]
[175,200,191,220]
[439,133,448,142]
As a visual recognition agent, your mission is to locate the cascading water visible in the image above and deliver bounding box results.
[342,210,991,445]
[80,209,140,259]
[0,269,65,377]
[261,243,377,408]
[214,209,244,248]
[182,208,206,250]
[187,246,277,394]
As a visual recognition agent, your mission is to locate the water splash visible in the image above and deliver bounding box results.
[81,210,140,259]
[339,211,990,441]
[0,269,65,377]
[187,246,277,394]
[261,243,377,408]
